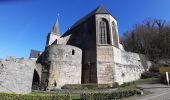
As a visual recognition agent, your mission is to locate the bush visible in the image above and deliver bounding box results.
[61,83,118,90]
[149,64,160,73]
[141,71,159,79]
[0,93,70,100]
[80,89,141,100]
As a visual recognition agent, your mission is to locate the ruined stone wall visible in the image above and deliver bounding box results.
[0,57,37,94]
[96,46,148,85]
[44,44,82,89]
[113,47,146,84]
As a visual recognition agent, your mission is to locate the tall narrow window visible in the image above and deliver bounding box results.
[112,22,118,47]
[72,49,75,55]
[99,18,110,44]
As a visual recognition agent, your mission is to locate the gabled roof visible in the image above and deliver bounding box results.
[29,49,42,58]
[62,5,111,37]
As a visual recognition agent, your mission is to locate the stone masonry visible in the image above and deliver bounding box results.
[41,44,82,89]
[0,57,38,94]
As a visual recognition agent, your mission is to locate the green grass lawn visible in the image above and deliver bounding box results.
[118,78,157,90]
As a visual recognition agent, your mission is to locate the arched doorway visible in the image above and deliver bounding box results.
[32,69,40,90]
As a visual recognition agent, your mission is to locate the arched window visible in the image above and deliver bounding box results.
[99,18,110,44]
[112,22,118,47]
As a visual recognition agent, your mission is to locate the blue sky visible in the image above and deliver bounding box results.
[0,0,170,58]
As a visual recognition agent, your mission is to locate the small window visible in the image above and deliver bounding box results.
[72,49,75,55]
[54,81,57,87]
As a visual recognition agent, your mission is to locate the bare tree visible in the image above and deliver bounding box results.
[121,18,170,60]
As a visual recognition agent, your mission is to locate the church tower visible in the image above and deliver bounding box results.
[46,19,61,46]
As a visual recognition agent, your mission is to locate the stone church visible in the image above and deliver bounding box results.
[0,5,151,94]
[37,5,150,89]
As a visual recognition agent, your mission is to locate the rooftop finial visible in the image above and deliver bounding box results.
[57,13,60,21]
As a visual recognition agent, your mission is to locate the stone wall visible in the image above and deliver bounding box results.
[44,44,82,89]
[0,57,37,94]
[96,46,115,84]
[113,47,146,84]
[96,46,148,85]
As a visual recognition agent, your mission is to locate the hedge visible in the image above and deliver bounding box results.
[61,83,118,90]
[0,89,141,100]
[0,93,70,100]
[81,89,141,100]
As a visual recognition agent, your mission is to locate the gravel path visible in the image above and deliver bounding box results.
[131,84,170,100]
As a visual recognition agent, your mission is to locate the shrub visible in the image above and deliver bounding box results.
[80,89,141,100]
[0,93,70,100]
[141,71,159,79]
[61,83,118,90]
[149,64,160,73]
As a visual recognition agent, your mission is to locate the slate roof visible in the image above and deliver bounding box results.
[51,19,60,36]
[95,4,110,14]
[29,49,42,58]
[62,5,112,37]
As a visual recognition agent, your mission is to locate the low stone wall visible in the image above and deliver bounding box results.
[113,47,146,84]
[0,57,36,94]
